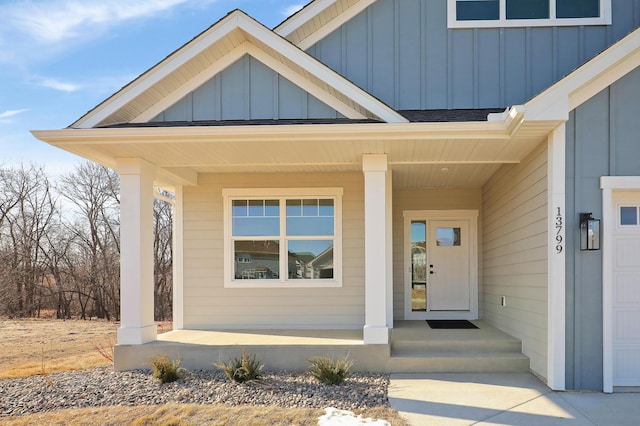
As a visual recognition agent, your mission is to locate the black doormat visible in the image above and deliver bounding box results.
[426,320,478,329]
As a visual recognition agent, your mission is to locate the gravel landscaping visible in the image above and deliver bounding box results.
[0,367,390,417]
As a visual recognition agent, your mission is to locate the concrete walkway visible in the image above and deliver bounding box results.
[389,373,640,425]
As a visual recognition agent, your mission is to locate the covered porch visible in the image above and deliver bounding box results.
[33,109,564,387]
[114,320,529,374]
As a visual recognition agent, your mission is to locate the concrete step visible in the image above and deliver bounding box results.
[391,338,523,354]
[388,351,531,373]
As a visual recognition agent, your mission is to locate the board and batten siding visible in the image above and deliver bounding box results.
[565,66,640,390]
[482,141,548,378]
[182,172,364,329]
[152,55,343,123]
[308,0,640,110]
[392,188,482,319]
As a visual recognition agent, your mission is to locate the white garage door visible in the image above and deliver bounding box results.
[612,196,640,386]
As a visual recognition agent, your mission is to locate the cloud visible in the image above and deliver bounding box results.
[283,3,305,17]
[3,0,192,44]
[37,78,82,92]
[0,109,29,124]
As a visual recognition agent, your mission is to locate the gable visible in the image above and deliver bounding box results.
[151,55,344,123]
[71,10,406,129]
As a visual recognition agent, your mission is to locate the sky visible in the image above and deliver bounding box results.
[0,0,306,175]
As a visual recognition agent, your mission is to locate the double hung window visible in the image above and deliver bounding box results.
[449,0,610,28]
[223,188,342,287]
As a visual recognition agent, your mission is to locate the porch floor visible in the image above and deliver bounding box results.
[114,320,530,374]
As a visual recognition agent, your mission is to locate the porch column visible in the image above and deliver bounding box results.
[172,185,184,330]
[362,154,391,344]
[117,158,157,345]
[547,124,566,390]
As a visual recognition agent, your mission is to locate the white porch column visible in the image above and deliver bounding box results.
[117,158,157,345]
[362,154,391,344]
[547,124,566,390]
[172,185,184,330]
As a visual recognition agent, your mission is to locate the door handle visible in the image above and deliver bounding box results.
[430,271,434,274]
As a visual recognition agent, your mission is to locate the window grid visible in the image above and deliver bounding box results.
[449,0,610,28]
[224,189,342,287]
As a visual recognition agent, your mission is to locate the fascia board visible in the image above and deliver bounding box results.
[32,121,512,146]
[283,0,377,51]
[274,0,336,37]
[525,28,640,121]
[72,12,244,129]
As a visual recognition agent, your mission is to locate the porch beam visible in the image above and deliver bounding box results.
[362,154,391,344]
[117,158,157,345]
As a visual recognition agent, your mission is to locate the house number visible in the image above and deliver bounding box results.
[555,207,563,254]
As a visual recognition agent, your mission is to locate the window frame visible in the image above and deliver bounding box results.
[223,188,343,288]
[448,0,611,28]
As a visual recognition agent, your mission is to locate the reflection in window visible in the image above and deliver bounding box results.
[411,221,427,312]
[620,207,638,226]
[456,0,499,21]
[234,240,280,279]
[288,240,334,279]
[232,199,279,236]
[436,228,461,246]
[286,199,334,236]
[556,0,599,18]
[506,0,548,19]
[228,194,338,283]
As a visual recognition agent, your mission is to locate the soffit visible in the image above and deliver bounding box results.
[33,118,559,189]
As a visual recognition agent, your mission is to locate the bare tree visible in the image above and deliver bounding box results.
[154,194,174,321]
[60,162,120,320]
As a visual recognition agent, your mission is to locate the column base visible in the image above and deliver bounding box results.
[117,324,157,345]
[363,325,389,344]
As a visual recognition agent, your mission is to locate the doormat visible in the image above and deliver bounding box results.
[426,320,478,329]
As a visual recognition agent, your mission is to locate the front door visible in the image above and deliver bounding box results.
[404,210,478,320]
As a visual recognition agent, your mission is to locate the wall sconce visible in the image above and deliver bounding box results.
[580,213,600,251]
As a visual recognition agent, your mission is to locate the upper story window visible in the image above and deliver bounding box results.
[449,0,611,28]
[223,188,343,288]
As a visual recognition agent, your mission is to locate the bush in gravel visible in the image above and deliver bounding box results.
[308,354,354,385]
[214,350,264,384]
[150,355,182,383]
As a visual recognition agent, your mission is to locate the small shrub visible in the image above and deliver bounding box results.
[214,350,264,383]
[308,354,354,385]
[150,355,181,384]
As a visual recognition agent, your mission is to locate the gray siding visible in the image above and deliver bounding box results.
[182,172,365,329]
[565,66,640,390]
[153,55,343,122]
[308,0,640,109]
[482,142,549,379]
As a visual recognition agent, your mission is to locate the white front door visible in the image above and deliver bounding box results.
[404,210,478,320]
[612,195,640,386]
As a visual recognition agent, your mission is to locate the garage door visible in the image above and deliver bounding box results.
[612,196,640,386]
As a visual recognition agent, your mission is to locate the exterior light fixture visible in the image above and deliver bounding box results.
[579,213,600,251]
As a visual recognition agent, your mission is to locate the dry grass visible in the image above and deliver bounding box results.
[0,319,407,425]
[1,404,407,426]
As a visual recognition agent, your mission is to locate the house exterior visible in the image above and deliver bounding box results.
[32,0,640,392]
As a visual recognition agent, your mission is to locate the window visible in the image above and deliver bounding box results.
[620,207,639,226]
[224,188,342,287]
[449,0,610,28]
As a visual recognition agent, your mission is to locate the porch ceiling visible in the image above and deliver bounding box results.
[32,119,560,189]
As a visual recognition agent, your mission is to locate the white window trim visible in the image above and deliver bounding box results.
[223,187,343,288]
[448,0,611,29]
